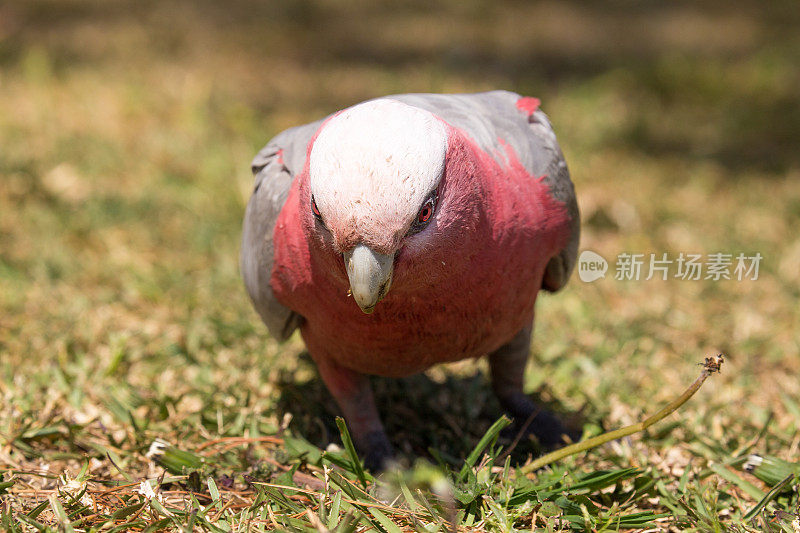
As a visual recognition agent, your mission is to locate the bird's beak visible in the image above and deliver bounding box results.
[343,244,394,314]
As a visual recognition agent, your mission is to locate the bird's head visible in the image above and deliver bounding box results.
[307,99,450,313]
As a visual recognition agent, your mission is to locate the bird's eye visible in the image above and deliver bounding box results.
[417,201,433,224]
[409,195,436,235]
[311,195,322,219]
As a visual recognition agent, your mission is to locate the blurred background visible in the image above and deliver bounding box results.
[1,0,799,483]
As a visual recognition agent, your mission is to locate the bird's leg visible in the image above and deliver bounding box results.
[313,356,394,470]
[489,324,574,447]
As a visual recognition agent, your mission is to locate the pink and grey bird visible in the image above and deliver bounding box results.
[241,91,580,469]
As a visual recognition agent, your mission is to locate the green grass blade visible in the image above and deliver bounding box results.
[369,508,404,533]
[709,462,765,500]
[744,454,800,487]
[15,513,48,532]
[565,468,642,493]
[208,476,221,508]
[615,511,670,528]
[26,500,49,520]
[48,495,75,533]
[335,417,368,488]
[110,501,147,520]
[142,517,174,533]
[328,490,342,530]
[459,415,511,481]
[0,480,14,494]
[743,474,795,522]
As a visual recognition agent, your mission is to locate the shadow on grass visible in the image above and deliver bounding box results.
[273,351,584,469]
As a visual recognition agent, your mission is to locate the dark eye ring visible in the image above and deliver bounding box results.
[311,195,322,219]
[409,194,436,235]
[417,200,433,224]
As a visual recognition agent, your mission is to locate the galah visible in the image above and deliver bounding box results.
[241,91,580,469]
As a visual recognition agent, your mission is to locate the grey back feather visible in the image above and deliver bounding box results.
[241,119,322,341]
[241,91,579,341]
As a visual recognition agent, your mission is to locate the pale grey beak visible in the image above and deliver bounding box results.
[343,244,394,314]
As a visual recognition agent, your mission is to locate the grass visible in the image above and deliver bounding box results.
[1,0,799,530]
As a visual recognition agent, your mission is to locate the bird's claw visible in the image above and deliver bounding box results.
[360,429,395,472]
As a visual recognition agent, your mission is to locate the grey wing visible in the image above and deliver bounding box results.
[384,91,580,291]
[240,119,323,341]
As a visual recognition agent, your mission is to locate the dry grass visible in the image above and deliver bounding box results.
[1,0,799,530]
